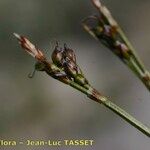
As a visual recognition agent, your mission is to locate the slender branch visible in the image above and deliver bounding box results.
[82,0,150,92]
[68,80,150,137]
[14,33,150,137]
[44,62,150,137]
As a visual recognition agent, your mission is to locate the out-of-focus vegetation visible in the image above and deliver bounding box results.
[0,0,150,149]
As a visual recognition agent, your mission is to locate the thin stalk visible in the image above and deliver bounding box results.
[62,80,150,137]
[103,100,150,137]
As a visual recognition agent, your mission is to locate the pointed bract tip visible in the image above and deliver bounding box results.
[92,0,101,9]
[13,33,21,40]
[14,33,45,59]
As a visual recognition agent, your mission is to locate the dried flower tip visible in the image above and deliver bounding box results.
[101,6,118,27]
[91,0,117,27]
[13,33,44,60]
[13,33,21,40]
[92,0,102,9]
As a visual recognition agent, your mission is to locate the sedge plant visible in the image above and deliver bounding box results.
[82,0,150,91]
[14,33,150,137]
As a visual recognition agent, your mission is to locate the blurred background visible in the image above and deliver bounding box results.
[0,0,150,149]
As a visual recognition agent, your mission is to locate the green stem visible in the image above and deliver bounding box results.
[117,27,150,91]
[44,60,150,136]
[43,49,150,137]
[67,80,150,137]
[117,27,146,73]
[103,100,150,137]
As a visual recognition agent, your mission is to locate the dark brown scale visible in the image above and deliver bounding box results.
[63,57,78,79]
[63,44,89,87]
[51,42,64,67]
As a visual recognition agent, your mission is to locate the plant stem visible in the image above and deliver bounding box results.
[117,27,150,91]
[45,64,150,137]
[67,80,150,137]
[82,23,150,92]
[103,100,150,137]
